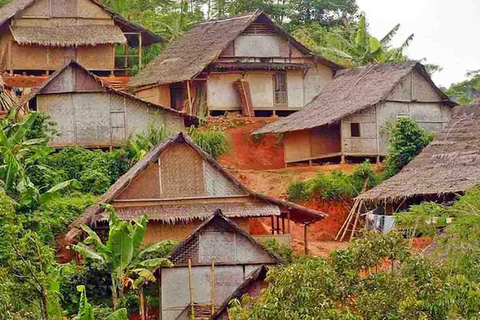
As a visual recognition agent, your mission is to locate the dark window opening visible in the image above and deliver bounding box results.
[170,83,186,111]
[351,123,360,137]
[273,72,287,105]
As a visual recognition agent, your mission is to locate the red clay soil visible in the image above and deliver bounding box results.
[210,116,285,170]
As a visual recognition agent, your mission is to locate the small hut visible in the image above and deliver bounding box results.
[66,132,326,252]
[159,210,283,320]
[255,62,456,166]
[26,60,193,148]
[128,10,342,116]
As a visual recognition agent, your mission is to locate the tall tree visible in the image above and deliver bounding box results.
[445,70,480,105]
[318,14,414,66]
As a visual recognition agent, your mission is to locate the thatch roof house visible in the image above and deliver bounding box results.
[357,106,480,208]
[0,0,162,78]
[160,211,283,320]
[66,132,326,248]
[129,9,342,116]
[27,60,193,148]
[255,61,456,166]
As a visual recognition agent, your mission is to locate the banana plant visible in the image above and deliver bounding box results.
[318,14,414,66]
[74,285,128,320]
[71,208,173,310]
[0,110,81,206]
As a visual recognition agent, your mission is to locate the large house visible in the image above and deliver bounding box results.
[255,62,456,165]
[128,9,342,116]
[27,60,193,148]
[66,132,326,252]
[0,0,162,91]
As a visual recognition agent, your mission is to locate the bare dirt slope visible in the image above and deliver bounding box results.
[210,116,354,256]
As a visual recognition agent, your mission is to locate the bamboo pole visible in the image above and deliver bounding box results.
[188,259,194,319]
[337,200,359,241]
[349,179,370,241]
[211,260,215,315]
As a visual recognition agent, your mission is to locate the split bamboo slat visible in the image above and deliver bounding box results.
[336,178,369,241]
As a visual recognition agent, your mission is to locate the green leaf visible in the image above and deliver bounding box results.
[104,308,128,320]
[137,240,176,259]
[71,243,105,263]
[7,112,38,149]
[137,258,173,268]
[80,224,111,258]
[39,179,82,204]
[132,215,148,258]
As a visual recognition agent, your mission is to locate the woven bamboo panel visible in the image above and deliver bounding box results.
[160,144,205,198]
[51,0,77,17]
[172,233,199,264]
[205,162,246,197]
[74,67,104,92]
[116,164,160,199]
[109,91,125,111]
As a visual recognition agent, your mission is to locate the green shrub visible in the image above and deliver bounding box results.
[287,161,383,202]
[80,170,111,195]
[187,126,231,159]
[261,238,294,263]
[383,118,433,178]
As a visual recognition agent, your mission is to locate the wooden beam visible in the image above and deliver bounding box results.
[271,216,274,235]
[282,217,285,235]
[287,211,291,234]
[211,260,215,314]
[304,224,308,255]
[186,80,193,115]
[276,216,280,234]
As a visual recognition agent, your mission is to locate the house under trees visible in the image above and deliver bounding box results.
[255,61,456,166]
[0,0,162,94]
[128,9,342,117]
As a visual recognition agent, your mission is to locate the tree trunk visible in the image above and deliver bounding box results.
[40,287,49,320]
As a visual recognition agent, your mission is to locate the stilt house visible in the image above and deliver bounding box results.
[66,132,326,251]
[356,106,480,211]
[27,60,193,148]
[128,9,342,116]
[159,211,283,320]
[255,62,456,165]
[0,0,162,92]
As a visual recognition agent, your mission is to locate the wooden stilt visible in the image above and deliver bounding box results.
[287,212,291,234]
[271,216,274,235]
[282,217,285,234]
[186,80,193,115]
[304,224,308,255]
[376,155,381,164]
[341,154,346,164]
[276,216,280,234]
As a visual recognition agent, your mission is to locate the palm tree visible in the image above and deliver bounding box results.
[319,15,414,66]
[71,207,172,311]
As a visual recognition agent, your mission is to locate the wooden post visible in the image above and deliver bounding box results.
[276,216,280,234]
[287,212,291,234]
[282,217,285,234]
[188,259,194,318]
[138,33,142,69]
[158,270,162,320]
[186,80,193,115]
[304,224,308,255]
[271,216,274,235]
[140,287,145,320]
[376,155,381,164]
[211,260,215,315]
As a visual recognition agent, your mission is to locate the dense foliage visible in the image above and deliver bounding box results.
[383,118,433,178]
[229,189,480,320]
[287,160,383,202]
[445,69,480,104]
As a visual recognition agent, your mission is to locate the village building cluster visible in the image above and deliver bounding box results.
[1,0,474,318]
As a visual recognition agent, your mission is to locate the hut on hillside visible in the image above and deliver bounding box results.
[159,211,283,320]
[357,106,480,211]
[27,60,194,148]
[128,9,342,116]
[255,62,456,166]
[66,132,326,252]
[0,0,161,76]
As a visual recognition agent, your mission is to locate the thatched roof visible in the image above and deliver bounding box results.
[10,25,126,47]
[65,132,326,240]
[168,210,285,265]
[128,9,342,88]
[255,61,455,134]
[212,264,269,320]
[357,107,480,203]
[0,0,162,46]
[27,60,195,122]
